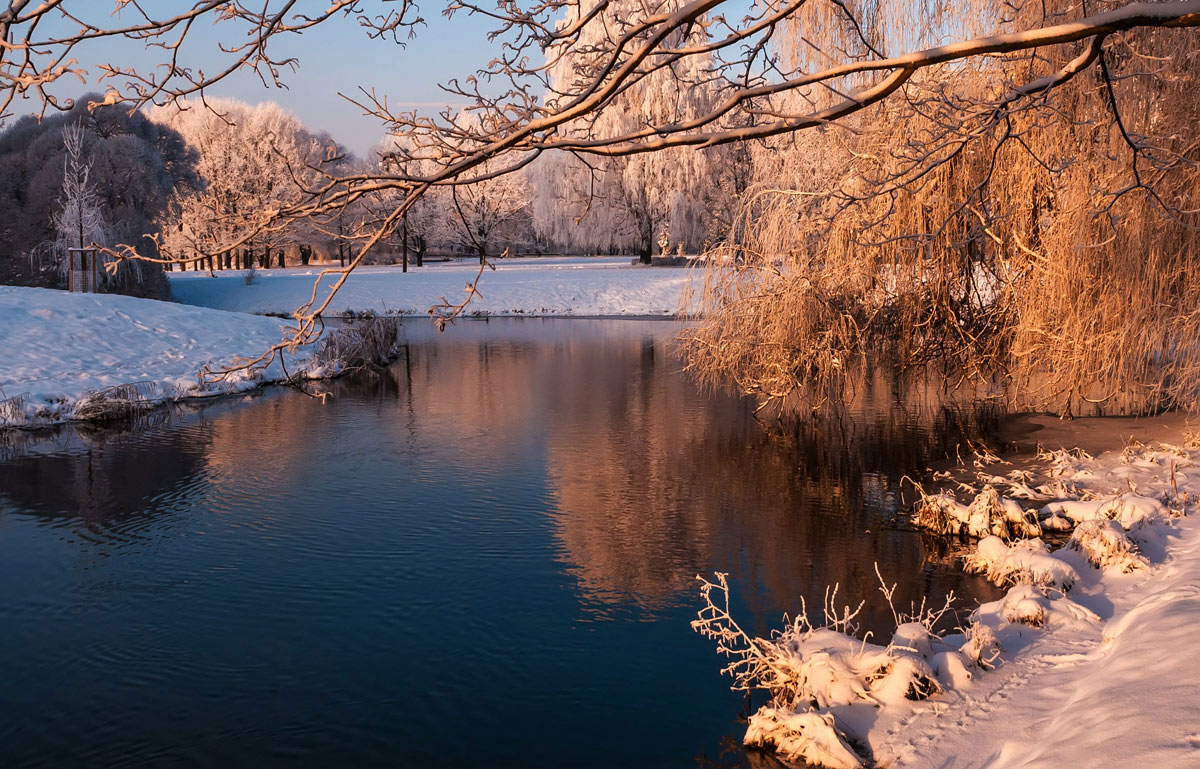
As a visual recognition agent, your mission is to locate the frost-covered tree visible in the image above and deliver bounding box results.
[54,122,107,255]
[150,99,328,270]
[0,96,193,292]
[371,135,455,268]
[447,160,531,263]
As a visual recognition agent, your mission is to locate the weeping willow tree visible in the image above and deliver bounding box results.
[683,0,1200,415]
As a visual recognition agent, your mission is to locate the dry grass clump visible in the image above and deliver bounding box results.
[0,392,30,427]
[73,382,161,422]
[314,316,401,372]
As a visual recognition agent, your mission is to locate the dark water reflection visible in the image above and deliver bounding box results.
[0,319,1001,769]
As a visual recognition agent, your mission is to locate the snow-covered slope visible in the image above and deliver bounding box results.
[699,428,1200,769]
[168,257,692,317]
[893,440,1200,769]
[0,286,313,425]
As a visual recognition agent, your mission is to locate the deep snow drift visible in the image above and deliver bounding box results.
[0,286,316,426]
[168,257,692,317]
[697,429,1200,768]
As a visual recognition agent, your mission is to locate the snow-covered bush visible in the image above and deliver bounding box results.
[692,573,972,769]
[312,317,401,374]
[1039,493,1168,532]
[72,381,161,422]
[913,485,1040,539]
[1064,519,1148,573]
[973,583,1099,634]
[961,536,1078,590]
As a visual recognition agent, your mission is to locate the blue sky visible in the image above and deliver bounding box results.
[30,5,503,158]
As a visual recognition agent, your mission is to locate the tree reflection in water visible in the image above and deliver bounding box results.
[0,319,1003,769]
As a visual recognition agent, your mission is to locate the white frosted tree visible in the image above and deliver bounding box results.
[447,160,531,263]
[371,134,454,268]
[53,122,110,285]
[54,122,107,253]
[150,99,325,270]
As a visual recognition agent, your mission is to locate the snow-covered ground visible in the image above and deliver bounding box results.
[898,436,1200,768]
[0,286,315,425]
[168,257,693,317]
[705,427,1200,768]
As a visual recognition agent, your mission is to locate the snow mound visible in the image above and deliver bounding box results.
[698,436,1200,768]
[0,286,320,425]
[962,536,1078,589]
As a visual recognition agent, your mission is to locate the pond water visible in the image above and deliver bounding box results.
[0,319,1003,768]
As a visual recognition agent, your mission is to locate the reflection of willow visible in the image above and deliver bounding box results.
[543,343,1003,630]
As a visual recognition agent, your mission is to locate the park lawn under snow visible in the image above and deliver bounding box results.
[168,257,693,317]
[0,286,316,426]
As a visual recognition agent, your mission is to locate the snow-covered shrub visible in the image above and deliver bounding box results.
[913,485,1039,539]
[1040,512,1073,532]
[997,583,1052,627]
[974,583,1099,633]
[961,536,1078,589]
[1064,519,1148,573]
[1039,493,1167,531]
[0,392,30,428]
[693,573,959,769]
[912,490,970,536]
[956,622,1001,671]
[742,708,864,769]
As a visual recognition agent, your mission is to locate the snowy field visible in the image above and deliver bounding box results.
[168,257,694,317]
[0,286,315,425]
[2,258,693,425]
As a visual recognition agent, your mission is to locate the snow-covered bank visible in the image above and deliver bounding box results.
[168,257,692,317]
[697,425,1200,768]
[0,286,317,426]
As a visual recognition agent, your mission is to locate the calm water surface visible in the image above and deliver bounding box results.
[0,319,1001,768]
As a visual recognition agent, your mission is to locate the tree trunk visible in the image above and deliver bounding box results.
[638,246,652,265]
[402,215,409,273]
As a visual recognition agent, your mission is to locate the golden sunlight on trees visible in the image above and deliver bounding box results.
[2,0,1197,410]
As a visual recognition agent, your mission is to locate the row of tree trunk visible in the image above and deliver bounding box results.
[163,245,320,272]
[163,238,432,272]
